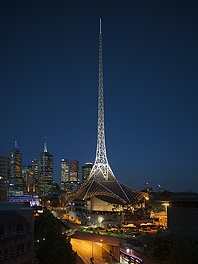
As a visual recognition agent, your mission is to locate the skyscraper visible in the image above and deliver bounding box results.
[70,160,80,191]
[61,158,69,192]
[22,164,35,194]
[32,159,39,194]
[39,138,53,195]
[0,155,9,201]
[9,141,24,195]
[82,162,93,183]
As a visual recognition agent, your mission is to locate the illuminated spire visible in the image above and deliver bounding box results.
[59,19,148,206]
[89,19,115,181]
[44,137,48,152]
[14,140,18,149]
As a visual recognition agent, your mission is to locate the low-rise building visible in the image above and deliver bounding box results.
[0,202,34,264]
[168,195,198,241]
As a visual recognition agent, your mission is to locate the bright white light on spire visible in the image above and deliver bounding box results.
[100,18,102,34]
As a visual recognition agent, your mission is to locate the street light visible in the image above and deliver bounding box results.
[162,203,169,212]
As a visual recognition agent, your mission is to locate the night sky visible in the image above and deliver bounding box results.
[1,1,197,192]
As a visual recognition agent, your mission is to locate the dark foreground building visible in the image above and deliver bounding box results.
[168,195,198,241]
[0,202,34,264]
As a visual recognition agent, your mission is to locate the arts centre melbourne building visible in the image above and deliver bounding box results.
[60,20,148,226]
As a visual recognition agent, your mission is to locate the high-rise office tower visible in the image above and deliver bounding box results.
[0,155,9,201]
[70,160,80,191]
[70,160,79,182]
[10,141,24,195]
[82,162,93,183]
[32,159,39,194]
[39,139,53,195]
[61,158,69,192]
[22,164,35,194]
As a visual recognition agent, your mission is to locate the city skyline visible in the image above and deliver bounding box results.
[1,1,197,192]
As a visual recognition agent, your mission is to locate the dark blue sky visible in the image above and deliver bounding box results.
[1,0,197,192]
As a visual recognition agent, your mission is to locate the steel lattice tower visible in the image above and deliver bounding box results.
[88,19,115,181]
[59,19,148,206]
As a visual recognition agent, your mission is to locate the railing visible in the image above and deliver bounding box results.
[120,248,143,264]
[0,255,9,261]
[0,229,32,240]
[0,247,33,261]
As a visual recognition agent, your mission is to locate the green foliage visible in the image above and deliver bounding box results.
[152,236,172,261]
[151,235,198,264]
[34,210,60,240]
[167,237,198,264]
[141,233,157,252]
[34,210,76,264]
[126,238,142,247]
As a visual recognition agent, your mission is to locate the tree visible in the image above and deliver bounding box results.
[35,210,76,264]
[151,235,198,264]
[167,237,198,264]
[152,236,172,261]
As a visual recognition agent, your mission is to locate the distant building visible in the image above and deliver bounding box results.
[0,202,34,263]
[31,159,39,194]
[0,155,9,202]
[22,165,35,195]
[61,158,70,192]
[168,195,198,241]
[82,162,93,183]
[70,160,80,191]
[39,139,53,195]
[9,141,24,195]
[8,195,39,206]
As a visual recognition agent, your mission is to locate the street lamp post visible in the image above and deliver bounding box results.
[90,239,103,263]
[109,250,112,264]
[90,242,94,264]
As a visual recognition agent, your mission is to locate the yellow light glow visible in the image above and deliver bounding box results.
[162,203,169,207]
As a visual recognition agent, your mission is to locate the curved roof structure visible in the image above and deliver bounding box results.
[60,175,147,206]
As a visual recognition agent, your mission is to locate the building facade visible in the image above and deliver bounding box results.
[22,165,35,195]
[0,155,10,202]
[39,140,53,195]
[168,196,198,241]
[9,141,24,195]
[82,162,93,183]
[31,159,39,194]
[61,158,70,192]
[70,160,80,191]
[0,202,34,264]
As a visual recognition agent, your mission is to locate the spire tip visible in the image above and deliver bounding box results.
[44,137,48,152]
[99,18,102,34]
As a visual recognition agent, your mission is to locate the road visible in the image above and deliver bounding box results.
[71,238,114,264]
